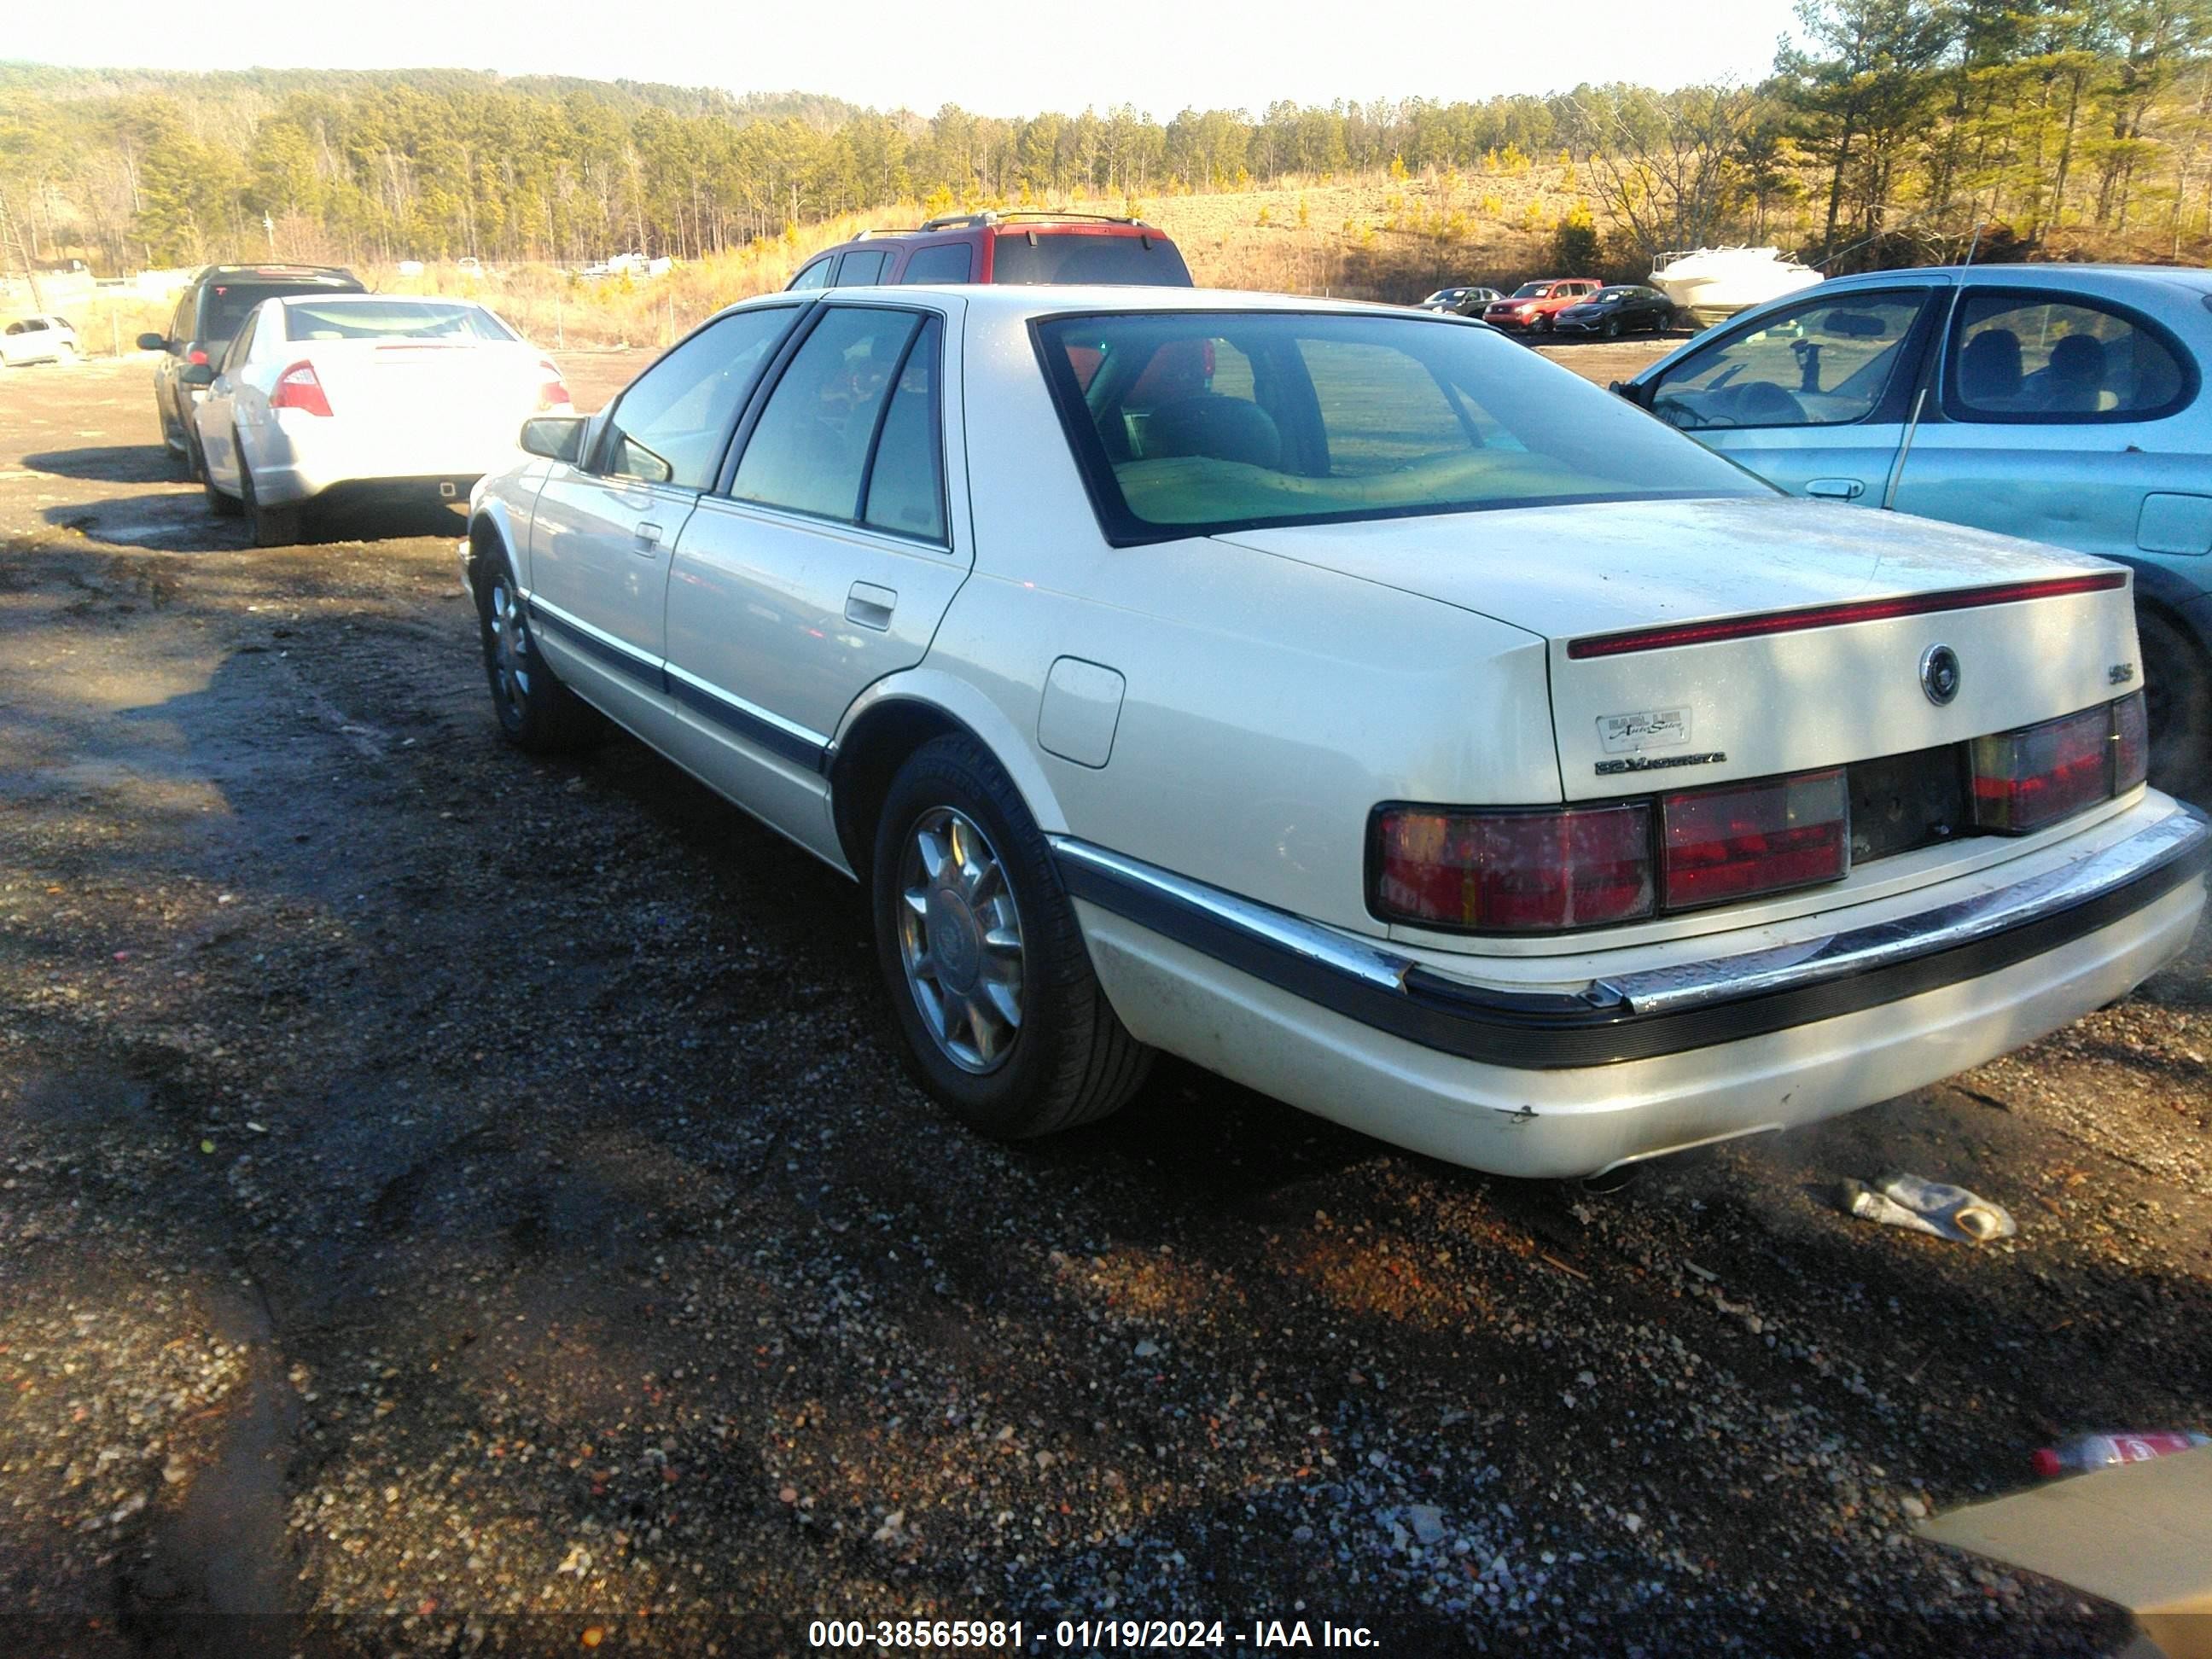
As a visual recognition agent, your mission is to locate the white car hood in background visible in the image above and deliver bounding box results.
[1218,497,2139,797]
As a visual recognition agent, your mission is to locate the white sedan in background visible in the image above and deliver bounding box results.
[463,287,2208,1180]
[191,294,568,545]
[2,314,79,365]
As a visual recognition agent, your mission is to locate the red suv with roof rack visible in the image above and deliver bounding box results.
[785,211,1192,289]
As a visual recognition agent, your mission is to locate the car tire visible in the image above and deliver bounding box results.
[2139,607,2212,804]
[475,551,602,753]
[202,461,241,518]
[240,460,304,549]
[871,733,1153,1140]
[1603,316,1622,340]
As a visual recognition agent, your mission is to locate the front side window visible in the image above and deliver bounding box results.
[732,307,944,537]
[595,306,797,488]
[1945,292,2192,422]
[788,259,835,291]
[899,243,974,284]
[1035,311,1767,543]
[1647,291,1929,431]
[222,312,257,372]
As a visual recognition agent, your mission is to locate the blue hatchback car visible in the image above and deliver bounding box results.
[1615,265,2212,799]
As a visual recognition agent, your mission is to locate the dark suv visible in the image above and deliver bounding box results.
[785,212,1192,290]
[140,264,364,474]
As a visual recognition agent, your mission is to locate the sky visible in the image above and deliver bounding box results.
[27,0,1805,115]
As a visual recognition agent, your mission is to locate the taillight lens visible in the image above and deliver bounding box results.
[537,358,571,410]
[1971,703,2124,834]
[187,346,210,366]
[271,360,332,416]
[1660,769,1849,910]
[1372,804,1654,933]
[2113,690,2148,795]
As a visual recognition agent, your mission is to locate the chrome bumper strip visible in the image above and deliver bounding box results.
[1051,805,2209,1070]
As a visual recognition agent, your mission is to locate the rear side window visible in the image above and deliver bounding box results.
[1945,292,2192,422]
[838,250,890,285]
[594,306,797,488]
[732,307,945,539]
[991,233,1191,287]
[899,244,973,284]
[862,317,946,541]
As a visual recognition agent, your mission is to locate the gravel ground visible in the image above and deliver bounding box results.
[0,349,2206,1659]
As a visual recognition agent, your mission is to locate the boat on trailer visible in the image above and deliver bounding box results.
[1650,247,1822,328]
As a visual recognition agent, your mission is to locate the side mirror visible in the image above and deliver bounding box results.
[137,332,168,352]
[179,364,215,387]
[1610,378,1650,408]
[520,416,586,464]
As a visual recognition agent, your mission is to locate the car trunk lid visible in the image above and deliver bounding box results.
[1214,498,2139,800]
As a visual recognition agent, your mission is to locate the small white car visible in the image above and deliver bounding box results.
[2,314,79,365]
[463,287,2209,1180]
[192,294,568,545]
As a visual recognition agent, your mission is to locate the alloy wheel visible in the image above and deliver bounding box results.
[896,806,1026,1074]
[487,576,533,724]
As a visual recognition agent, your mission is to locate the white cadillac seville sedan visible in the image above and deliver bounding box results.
[194,294,571,545]
[461,286,2208,1180]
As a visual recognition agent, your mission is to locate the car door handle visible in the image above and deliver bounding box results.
[846,582,897,631]
[634,521,662,555]
[1806,478,1866,502]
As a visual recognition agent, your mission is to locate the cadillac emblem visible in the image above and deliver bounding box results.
[1920,643,1962,707]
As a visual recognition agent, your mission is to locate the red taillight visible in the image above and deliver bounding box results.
[537,358,571,411]
[1660,769,1849,910]
[271,360,332,416]
[2114,690,2148,795]
[1372,803,1654,933]
[1971,704,2117,833]
[188,346,210,366]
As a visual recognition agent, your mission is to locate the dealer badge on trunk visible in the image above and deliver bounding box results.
[1920,643,1962,707]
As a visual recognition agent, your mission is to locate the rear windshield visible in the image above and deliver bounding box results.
[992,233,1192,287]
[283,300,515,342]
[199,281,362,343]
[1034,311,1768,543]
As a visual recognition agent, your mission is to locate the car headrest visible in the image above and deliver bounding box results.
[1959,329,2023,403]
[1145,394,1282,469]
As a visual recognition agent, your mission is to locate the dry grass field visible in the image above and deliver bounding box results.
[25,161,1609,360]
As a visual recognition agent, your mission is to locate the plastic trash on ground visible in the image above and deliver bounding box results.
[1837,1171,2017,1243]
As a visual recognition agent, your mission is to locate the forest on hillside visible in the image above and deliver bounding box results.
[1,0,2209,278]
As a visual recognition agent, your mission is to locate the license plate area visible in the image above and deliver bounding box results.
[1847,743,1970,864]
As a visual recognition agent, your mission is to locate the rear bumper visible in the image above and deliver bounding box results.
[248,422,522,505]
[1057,800,2209,1177]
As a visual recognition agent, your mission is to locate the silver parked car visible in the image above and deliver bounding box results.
[1615,265,2212,797]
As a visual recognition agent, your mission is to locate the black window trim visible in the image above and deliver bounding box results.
[1642,282,1944,433]
[1940,283,2200,428]
[712,299,956,552]
[583,301,806,486]
[1030,305,1767,550]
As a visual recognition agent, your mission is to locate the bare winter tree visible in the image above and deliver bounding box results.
[1567,83,1766,262]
